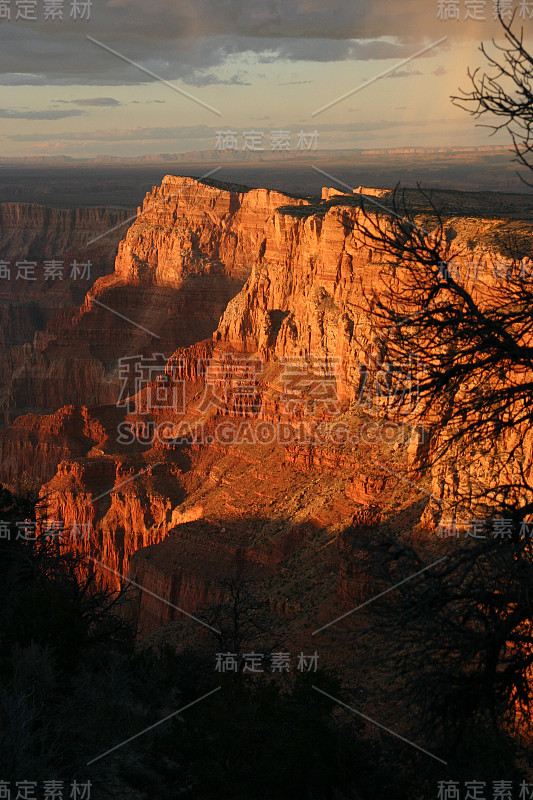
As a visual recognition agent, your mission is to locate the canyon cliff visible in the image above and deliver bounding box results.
[2,176,530,635]
[0,202,133,428]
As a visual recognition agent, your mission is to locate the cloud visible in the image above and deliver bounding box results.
[183,71,252,86]
[0,107,86,119]
[9,124,215,142]
[0,33,445,87]
[317,118,458,133]
[0,0,488,87]
[386,69,423,79]
[7,117,458,143]
[68,97,122,106]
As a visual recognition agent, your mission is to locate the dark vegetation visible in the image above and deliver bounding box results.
[338,9,533,790]
[0,486,406,800]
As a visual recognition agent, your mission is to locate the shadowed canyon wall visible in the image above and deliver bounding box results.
[1,176,530,631]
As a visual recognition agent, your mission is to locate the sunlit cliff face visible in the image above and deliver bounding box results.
[0,177,524,622]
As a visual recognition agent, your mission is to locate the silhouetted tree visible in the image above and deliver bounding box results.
[200,560,280,662]
[453,8,533,183]
[344,9,533,757]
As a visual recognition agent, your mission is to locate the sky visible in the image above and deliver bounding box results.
[1,0,532,158]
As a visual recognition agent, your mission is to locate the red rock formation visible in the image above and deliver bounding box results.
[114,176,309,286]
[0,404,124,488]
[0,202,132,425]
[8,175,529,633]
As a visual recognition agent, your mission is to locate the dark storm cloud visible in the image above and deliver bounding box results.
[0,0,463,86]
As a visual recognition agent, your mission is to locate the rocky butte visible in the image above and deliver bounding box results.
[2,175,531,638]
